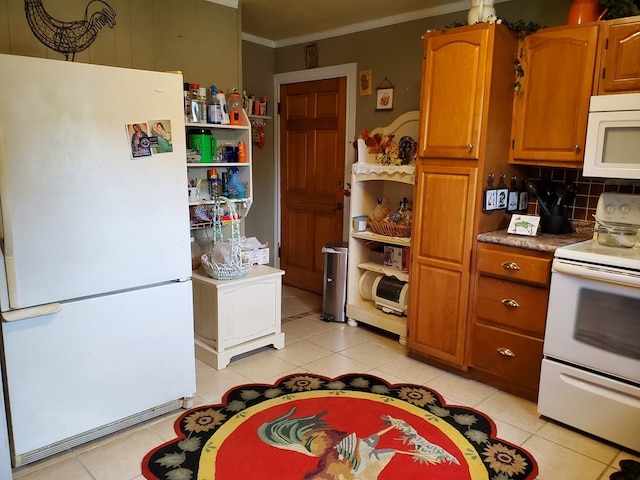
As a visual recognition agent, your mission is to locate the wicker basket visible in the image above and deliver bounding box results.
[201,197,252,280]
[367,219,411,238]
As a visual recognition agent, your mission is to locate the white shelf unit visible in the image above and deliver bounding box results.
[186,110,253,226]
[345,111,419,345]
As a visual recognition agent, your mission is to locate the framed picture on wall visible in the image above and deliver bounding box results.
[359,70,372,96]
[305,43,318,69]
[376,87,393,110]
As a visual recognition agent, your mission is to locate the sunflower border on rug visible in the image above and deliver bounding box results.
[142,373,538,480]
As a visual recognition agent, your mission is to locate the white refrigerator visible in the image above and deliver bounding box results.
[0,53,196,467]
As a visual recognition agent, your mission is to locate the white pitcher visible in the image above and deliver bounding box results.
[467,0,496,24]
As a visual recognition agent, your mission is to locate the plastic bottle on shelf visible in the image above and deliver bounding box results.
[208,86,223,124]
[216,89,230,125]
[237,141,246,163]
[226,167,246,199]
[183,83,191,123]
[228,89,243,125]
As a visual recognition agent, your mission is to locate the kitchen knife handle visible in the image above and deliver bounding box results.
[501,261,520,271]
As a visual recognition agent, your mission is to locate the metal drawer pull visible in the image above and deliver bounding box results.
[467,142,474,150]
[501,261,520,271]
[501,298,520,308]
[497,348,516,358]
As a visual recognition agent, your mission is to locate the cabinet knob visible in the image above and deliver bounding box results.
[497,347,516,358]
[501,261,520,271]
[574,144,580,152]
[501,298,520,308]
[467,142,473,150]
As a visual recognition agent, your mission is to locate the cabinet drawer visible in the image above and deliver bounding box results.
[471,323,543,389]
[476,243,551,286]
[474,276,548,337]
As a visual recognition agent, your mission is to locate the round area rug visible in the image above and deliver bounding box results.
[142,373,538,480]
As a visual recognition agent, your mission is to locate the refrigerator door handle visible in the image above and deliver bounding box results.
[1,303,62,322]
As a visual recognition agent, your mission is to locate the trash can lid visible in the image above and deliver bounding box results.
[322,242,348,253]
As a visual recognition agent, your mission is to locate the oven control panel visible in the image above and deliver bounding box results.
[595,192,640,225]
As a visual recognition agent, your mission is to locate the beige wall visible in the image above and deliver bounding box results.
[0,0,241,92]
[242,41,276,259]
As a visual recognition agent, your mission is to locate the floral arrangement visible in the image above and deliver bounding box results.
[354,129,402,165]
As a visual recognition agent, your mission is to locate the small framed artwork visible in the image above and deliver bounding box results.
[376,87,393,110]
[359,70,372,96]
[305,43,318,69]
[508,214,541,236]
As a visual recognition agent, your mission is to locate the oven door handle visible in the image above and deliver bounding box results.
[553,259,640,288]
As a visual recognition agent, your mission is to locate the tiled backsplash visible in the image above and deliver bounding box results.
[524,167,640,223]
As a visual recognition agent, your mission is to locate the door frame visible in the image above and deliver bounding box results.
[273,63,358,268]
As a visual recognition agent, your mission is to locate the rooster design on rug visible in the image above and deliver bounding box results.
[24,0,116,61]
[257,407,459,479]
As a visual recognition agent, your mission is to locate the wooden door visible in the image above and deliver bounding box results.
[596,17,640,94]
[280,78,346,294]
[407,164,477,369]
[510,24,599,167]
[419,25,489,160]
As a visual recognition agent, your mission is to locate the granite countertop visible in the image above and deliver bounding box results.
[478,221,594,253]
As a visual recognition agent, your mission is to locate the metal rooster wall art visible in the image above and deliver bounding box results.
[24,0,116,61]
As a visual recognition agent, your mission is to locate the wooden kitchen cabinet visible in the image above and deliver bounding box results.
[408,165,477,368]
[470,242,552,401]
[418,26,489,160]
[595,15,640,95]
[408,23,522,371]
[509,23,600,168]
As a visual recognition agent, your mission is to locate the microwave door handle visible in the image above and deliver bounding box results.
[1,303,62,322]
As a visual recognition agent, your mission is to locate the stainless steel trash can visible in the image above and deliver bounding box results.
[321,242,349,323]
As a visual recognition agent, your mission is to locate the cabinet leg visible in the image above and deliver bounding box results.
[347,318,358,327]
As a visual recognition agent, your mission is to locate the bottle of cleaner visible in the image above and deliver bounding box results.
[226,167,246,199]
[216,89,230,125]
[208,86,223,124]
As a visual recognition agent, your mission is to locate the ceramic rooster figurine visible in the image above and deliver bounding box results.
[258,407,459,479]
[24,0,116,61]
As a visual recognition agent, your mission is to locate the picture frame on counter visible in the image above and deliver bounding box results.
[508,214,540,237]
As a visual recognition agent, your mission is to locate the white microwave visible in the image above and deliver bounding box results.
[583,93,640,179]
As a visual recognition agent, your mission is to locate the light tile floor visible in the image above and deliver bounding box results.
[11,286,639,479]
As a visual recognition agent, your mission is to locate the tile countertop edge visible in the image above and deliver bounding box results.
[478,221,595,253]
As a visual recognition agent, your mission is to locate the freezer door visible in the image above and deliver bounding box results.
[0,54,190,310]
[2,281,195,458]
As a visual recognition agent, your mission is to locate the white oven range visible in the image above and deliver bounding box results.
[538,193,640,452]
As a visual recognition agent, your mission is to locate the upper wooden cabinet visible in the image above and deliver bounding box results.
[418,26,491,160]
[596,16,640,94]
[509,23,600,168]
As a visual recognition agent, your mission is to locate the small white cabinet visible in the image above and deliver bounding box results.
[192,265,285,369]
[346,112,419,345]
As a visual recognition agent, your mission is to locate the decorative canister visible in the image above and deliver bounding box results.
[467,0,496,24]
[566,0,601,24]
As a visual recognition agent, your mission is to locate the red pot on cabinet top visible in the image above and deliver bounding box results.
[567,0,602,24]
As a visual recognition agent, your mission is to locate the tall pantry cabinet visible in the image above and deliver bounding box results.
[407,23,522,370]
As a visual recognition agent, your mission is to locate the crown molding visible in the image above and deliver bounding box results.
[203,0,238,8]
[242,0,510,48]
